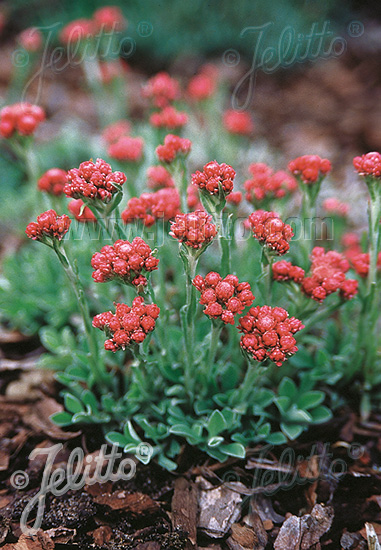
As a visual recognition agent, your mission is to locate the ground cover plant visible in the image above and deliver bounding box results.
[0,4,381,549]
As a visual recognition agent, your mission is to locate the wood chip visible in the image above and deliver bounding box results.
[197,477,244,539]
[274,503,333,550]
[92,525,113,545]
[3,530,54,550]
[171,477,198,549]
[93,490,160,514]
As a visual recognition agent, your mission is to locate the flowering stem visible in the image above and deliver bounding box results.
[299,180,321,268]
[180,253,198,400]
[236,362,265,405]
[206,321,222,374]
[302,297,343,333]
[219,211,232,275]
[262,249,274,304]
[361,178,381,392]
[172,159,188,213]
[52,241,108,387]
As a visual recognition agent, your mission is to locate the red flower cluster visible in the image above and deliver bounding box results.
[102,120,131,144]
[350,252,381,278]
[322,198,349,216]
[223,110,253,136]
[187,72,215,101]
[108,136,144,163]
[301,247,357,302]
[150,106,188,130]
[0,102,45,138]
[93,6,126,31]
[191,161,235,197]
[38,168,67,196]
[170,210,217,249]
[239,306,304,366]
[18,27,42,51]
[121,188,180,227]
[272,260,305,283]
[187,185,203,211]
[193,272,255,325]
[146,165,174,189]
[156,134,192,163]
[91,237,159,286]
[353,152,381,178]
[25,210,71,241]
[93,297,160,351]
[60,19,94,44]
[68,199,97,223]
[226,191,243,206]
[288,155,331,184]
[142,72,180,108]
[247,211,293,255]
[65,158,126,203]
[244,163,297,204]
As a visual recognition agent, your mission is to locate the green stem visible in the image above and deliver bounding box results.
[302,297,343,333]
[219,210,232,275]
[206,322,222,375]
[181,254,198,401]
[236,362,264,405]
[52,241,108,387]
[361,179,381,390]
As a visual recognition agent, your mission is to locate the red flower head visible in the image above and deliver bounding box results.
[322,198,349,217]
[223,109,254,136]
[156,134,192,163]
[193,272,255,325]
[68,199,97,223]
[60,19,95,44]
[102,120,131,144]
[272,260,305,284]
[93,297,160,351]
[226,191,243,206]
[247,210,293,255]
[239,305,304,366]
[150,106,188,130]
[192,161,235,197]
[288,155,331,184]
[170,210,217,249]
[0,102,45,138]
[91,237,159,286]
[93,6,126,32]
[142,72,180,108]
[187,185,203,211]
[187,73,215,101]
[301,246,357,302]
[38,168,67,196]
[65,158,126,203]
[18,27,43,51]
[108,136,144,163]
[26,210,71,242]
[353,152,381,178]
[245,168,297,205]
[350,251,381,278]
[121,188,180,227]
[146,165,174,189]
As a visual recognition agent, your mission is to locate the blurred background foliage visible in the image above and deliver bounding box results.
[3,0,358,70]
